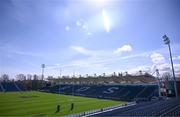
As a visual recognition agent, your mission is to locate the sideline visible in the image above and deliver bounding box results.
[65,102,136,117]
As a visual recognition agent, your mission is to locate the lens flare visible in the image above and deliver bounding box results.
[102,9,110,32]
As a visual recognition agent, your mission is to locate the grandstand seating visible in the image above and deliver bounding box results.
[14,82,25,91]
[0,82,3,91]
[0,82,25,92]
[91,97,180,116]
[44,84,158,101]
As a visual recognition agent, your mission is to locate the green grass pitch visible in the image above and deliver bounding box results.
[0,91,127,116]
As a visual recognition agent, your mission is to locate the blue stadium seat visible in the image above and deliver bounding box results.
[46,84,158,101]
[1,82,25,91]
[92,98,180,116]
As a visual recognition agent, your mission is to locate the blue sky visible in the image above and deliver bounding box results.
[0,0,180,78]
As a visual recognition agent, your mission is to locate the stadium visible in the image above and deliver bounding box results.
[1,0,180,117]
[0,72,180,116]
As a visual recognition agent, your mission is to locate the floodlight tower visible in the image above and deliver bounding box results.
[163,35,178,97]
[41,64,45,81]
[72,68,75,96]
[59,68,62,78]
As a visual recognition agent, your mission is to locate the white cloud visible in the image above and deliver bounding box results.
[149,52,180,76]
[155,63,180,76]
[128,65,152,75]
[114,45,132,54]
[55,44,180,76]
[172,56,180,60]
[174,64,180,74]
[150,53,165,65]
[157,63,171,73]
[71,44,134,58]
[178,56,180,59]
[70,46,91,55]
[67,45,133,74]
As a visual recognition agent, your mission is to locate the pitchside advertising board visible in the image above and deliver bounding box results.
[177,81,180,96]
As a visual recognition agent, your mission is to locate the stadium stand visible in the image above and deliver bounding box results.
[2,82,17,91]
[89,97,180,116]
[44,84,158,101]
[0,82,4,91]
[50,75,156,85]
[14,82,25,91]
[0,82,25,91]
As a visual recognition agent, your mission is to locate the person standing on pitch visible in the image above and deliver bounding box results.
[71,103,74,111]
[55,104,60,113]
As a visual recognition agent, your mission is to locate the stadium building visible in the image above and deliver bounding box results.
[0,73,180,116]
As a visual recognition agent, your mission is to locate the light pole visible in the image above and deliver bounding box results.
[41,64,45,81]
[163,35,178,97]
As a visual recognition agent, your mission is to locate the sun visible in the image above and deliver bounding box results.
[102,9,110,32]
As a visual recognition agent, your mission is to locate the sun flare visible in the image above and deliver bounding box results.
[102,9,110,32]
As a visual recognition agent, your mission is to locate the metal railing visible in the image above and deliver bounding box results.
[65,102,136,117]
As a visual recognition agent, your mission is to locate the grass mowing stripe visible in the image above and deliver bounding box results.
[0,96,104,108]
[0,91,127,116]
